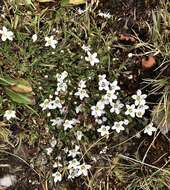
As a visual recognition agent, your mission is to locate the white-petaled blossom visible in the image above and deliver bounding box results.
[76,104,83,113]
[56,82,67,92]
[81,44,91,52]
[78,80,86,88]
[45,36,57,49]
[77,163,91,176]
[63,119,79,130]
[98,74,110,91]
[98,12,112,19]
[112,121,125,133]
[32,34,37,42]
[77,8,86,14]
[56,71,68,82]
[48,97,62,110]
[110,80,120,92]
[144,122,157,136]
[50,118,63,126]
[91,101,105,118]
[40,99,50,110]
[52,171,62,183]
[75,89,89,100]
[85,52,99,66]
[123,119,129,125]
[53,162,62,168]
[0,175,16,188]
[76,131,83,141]
[97,125,110,136]
[110,100,124,114]
[46,147,53,155]
[132,90,147,106]
[0,26,14,41]
[103,89,117,104]
[68,159,80,169]
[4,110,16,120]
[68,168,79,179]
[68,145,81,158]
[135,104,149,118]
[50,137,57,148]
[125,104,136,118]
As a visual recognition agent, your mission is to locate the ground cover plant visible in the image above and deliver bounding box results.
[0,0,170,189]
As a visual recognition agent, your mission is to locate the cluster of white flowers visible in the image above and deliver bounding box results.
[125,90,149,118]
[0,26,14,41]
[67,159,91,179]
[40,71,69,112]
[46,137,57,156]
[40,96,62,111]
[91,74,121,119]
[75,80,89,100]
[55,71,68,94]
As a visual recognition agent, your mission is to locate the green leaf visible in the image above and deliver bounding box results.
[5,88,35,105]
[0,76,16,86]
[37,0,55,2]
[11,79,32,93]
[69,0,85,4]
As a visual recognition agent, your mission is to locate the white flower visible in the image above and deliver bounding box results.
[85,52,99,66]
[40,99,50,110]
[52,171,62,183]
[49,97,62,110]
[112,121,125,133]
[57,82,67,92]
[98,75,110,91]
[99,146,108,154]
[68,145,81,158]
[81,44,91,52]
[46,147,53,155]
[75,88,89,100]
[97,125,110,136]
[50,118,63,126]
[91,101,105,118]
[56,71,68,82]
[110,80,120,92]
[103,89,117,104]
[123,119,129,125]
[45,36,57,49]
[76,131,83,140]
[77,163,91,176]
[77,8,86,14]
[0,26,14,41]
[125,104,136,118]
[32,34,37,42]
[68,168,79,179]
[4,110,16,120]
[50,137,57,148]
[68,159,80,169]
[98,12,112,19]
[135,104,149,118]
[132,90,147,106]
[0,175,16,188]
[63,119,78,130]
[144,122,157,136]
[76,104,83,113]
[53,162,62,168]
[110,100,124,114]
[78,80,86,88]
